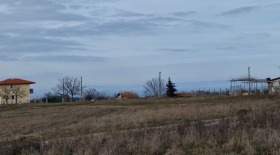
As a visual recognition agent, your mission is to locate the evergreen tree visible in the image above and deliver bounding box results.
[166,77,177,97]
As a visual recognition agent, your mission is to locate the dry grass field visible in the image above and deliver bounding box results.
[1,95,280,154]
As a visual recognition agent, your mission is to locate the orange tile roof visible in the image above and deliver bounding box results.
[176,93,192,97]
[117,92,139,99]
[0,78,36,85]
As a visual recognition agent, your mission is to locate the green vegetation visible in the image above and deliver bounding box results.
[0,95,280,154]
[166,77,176,97]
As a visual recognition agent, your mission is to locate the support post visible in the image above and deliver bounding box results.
[62,78,65,103]
[158,72,161,97]
[248,67,251,94]
[81,77,83,100]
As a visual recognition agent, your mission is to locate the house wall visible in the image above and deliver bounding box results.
[0,84,32,104]
[116,94,124,99]
[269,79,280,94]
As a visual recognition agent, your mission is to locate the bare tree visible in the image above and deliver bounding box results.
[53,77,81,102]
[84,88,98,101]
[143,76,166,97]
[11,86,26,104]
[0,86,26,104]
[0,86,12,104]
[84,88,109,101]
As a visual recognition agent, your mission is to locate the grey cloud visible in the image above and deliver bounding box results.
[159,48,195,53]
[0,11,87,22]
[112,11,154,18]
[171,11,196,17]
[216,47,237,50]
[0,19,157,38]
[187,20,229,29]
[0,53,107,63]
[0,55,19,61]
[0,1,92,56]
[220,6,261,16]
[0,1,191,38]
[51,0,118,3]
[147,16,183,23]
[0,0,87,22]
[15,18,226,38]
[91,20,158,35]
[22,55,107,63]
[219,3,280,16]
[241,33,272,39]
[0,35,85,53]
[46,16,184,36]
[69,5,84,10]
[0,21,86,38]
[111,11,186,24]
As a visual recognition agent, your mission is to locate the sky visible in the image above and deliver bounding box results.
[1,0,280,97]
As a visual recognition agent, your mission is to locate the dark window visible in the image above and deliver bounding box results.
[12,95,15,100]
[30,89,34,94]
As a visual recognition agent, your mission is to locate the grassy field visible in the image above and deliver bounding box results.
[1,95,280,154]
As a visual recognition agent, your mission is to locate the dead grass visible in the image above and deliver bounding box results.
[0,95,280,154]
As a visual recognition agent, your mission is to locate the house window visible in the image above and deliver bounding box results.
[30,89,34,94]
[12,95,15,100]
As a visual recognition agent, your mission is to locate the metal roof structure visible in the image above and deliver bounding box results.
[230,77,267,83]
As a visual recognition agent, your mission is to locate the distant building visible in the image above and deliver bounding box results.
[267,77,280,94]
[176,93,192,98]
[0,78,36,104]
[115,92,139,99]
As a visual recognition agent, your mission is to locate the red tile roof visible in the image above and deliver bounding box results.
[116,92,139,99]
[0,78,36,85]
[176,93,192,98]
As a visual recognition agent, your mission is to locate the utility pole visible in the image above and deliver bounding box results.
[158,72,161,97]
[248,67,251,94]
[62,78,65,103]
[81,76,83,100]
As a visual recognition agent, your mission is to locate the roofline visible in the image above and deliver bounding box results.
[0,78,36,85]
[269,77,280,81]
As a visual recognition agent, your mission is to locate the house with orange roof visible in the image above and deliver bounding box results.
[176,93,192,98]
[115,92,139,99]
[0,78,35,104]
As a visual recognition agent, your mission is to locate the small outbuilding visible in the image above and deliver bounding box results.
[267,77,280,94]
[115,92,139,99]
[175,93,192,98]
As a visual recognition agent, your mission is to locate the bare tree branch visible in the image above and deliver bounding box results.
[53,76,81,102]
[143,77,166,97]
[11,86,26,104]
[0,86,12,104]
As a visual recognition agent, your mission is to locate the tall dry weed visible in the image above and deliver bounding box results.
[0,96,280,154]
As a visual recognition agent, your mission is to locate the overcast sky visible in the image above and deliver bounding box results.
[1,0,280,96]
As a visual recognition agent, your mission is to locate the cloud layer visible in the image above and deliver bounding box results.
[1,0,280,96]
